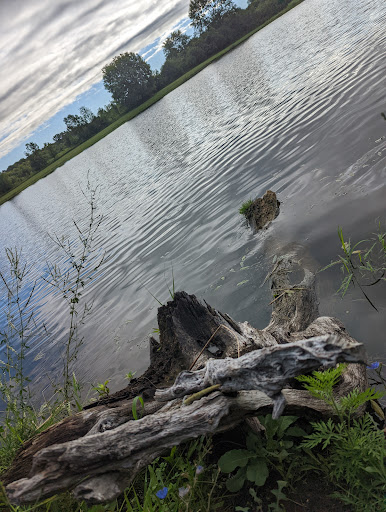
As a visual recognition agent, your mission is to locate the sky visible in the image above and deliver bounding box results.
[0,0,194,171]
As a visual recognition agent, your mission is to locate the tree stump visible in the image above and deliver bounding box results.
[3,253,368,505]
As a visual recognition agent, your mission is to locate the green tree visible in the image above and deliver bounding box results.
[163,30,190,59]
[79,106,94,124]
[63,114,84,131]
[24,142,40,156]
[25,142,47,172]
[188,0,237,33]
[0,172,12,195]
[102,52,155,110]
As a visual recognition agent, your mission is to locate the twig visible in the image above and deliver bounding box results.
[189,326,222,370]
[269,291,287,305]
[182,384,221,406]
[189,324,240,371]
[268,287,306,305]
[207,467,221,511]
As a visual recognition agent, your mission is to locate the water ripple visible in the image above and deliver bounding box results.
[1,0,385,392]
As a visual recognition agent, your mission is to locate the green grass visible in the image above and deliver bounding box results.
[0,0,304,206]
[239,198,254,216]
[320,225,386,311]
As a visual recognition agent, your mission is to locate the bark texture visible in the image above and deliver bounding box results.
[4,253,368,505]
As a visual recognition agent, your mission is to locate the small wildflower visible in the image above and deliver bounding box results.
[196,465,204,475]
[156,487,168,499]
[179,486,190,498]
[367,362,380,370]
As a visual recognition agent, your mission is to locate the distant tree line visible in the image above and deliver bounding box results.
[1,0,293,197]
[0,101,126,196]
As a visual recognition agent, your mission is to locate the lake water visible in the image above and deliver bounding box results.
[0,0,385,395]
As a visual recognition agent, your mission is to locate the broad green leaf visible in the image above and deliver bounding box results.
[218,449,250,473]
[226,467,247,492]
[286,426,307,437]
[276,415,299,438]
[246,458,269,486]
[259,414,279,437]
[246,432,260,452]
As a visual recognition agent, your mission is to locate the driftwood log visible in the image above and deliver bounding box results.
[4,252,368,505]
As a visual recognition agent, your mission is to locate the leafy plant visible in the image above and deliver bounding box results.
[44,180,105,402]
[92,380,110,398]
[131,395,144,420]
[125,371,137,382]
[218,414,306,493]
[320,225,386,310]
[297,366,386,511]
[269,480,288,512]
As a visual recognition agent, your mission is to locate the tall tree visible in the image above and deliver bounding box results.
[63,114,84,131]
[163,30,190,59]
[79,106,95,124]
[24,142,40,157]
[25,142,47,172]
[188,0,236,33]
[0,172,12,195]
[102,52,154,110]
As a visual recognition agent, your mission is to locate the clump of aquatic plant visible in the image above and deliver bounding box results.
[145,265,176,306]
[320,225,386,310]
[239,199,254,216]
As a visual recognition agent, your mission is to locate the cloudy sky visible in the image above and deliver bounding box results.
[0,0,194,170]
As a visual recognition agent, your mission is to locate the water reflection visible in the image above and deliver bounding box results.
[0,0,385,394]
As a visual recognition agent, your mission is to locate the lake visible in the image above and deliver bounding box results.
[0,0,385,396]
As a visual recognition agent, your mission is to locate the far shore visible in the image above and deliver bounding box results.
[0,0,304,207]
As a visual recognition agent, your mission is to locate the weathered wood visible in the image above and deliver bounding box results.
[1,397,164,487]
[4,252,369,505]
[6,353,366,506]
[155,334,366,419]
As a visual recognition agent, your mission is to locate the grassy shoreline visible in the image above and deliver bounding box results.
[0,0,304,207]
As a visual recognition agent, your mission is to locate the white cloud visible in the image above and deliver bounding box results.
[0,0,190,160]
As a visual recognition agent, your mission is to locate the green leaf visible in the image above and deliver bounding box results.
[226,467,247,492]
[259,414,279,437]
[276,415,299,438]
[246,432,260,452]
[363,466,380,474]
[132,395,144,420]
[286,426,307,437]
[246,458,269,486]
[218,449,251,473]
